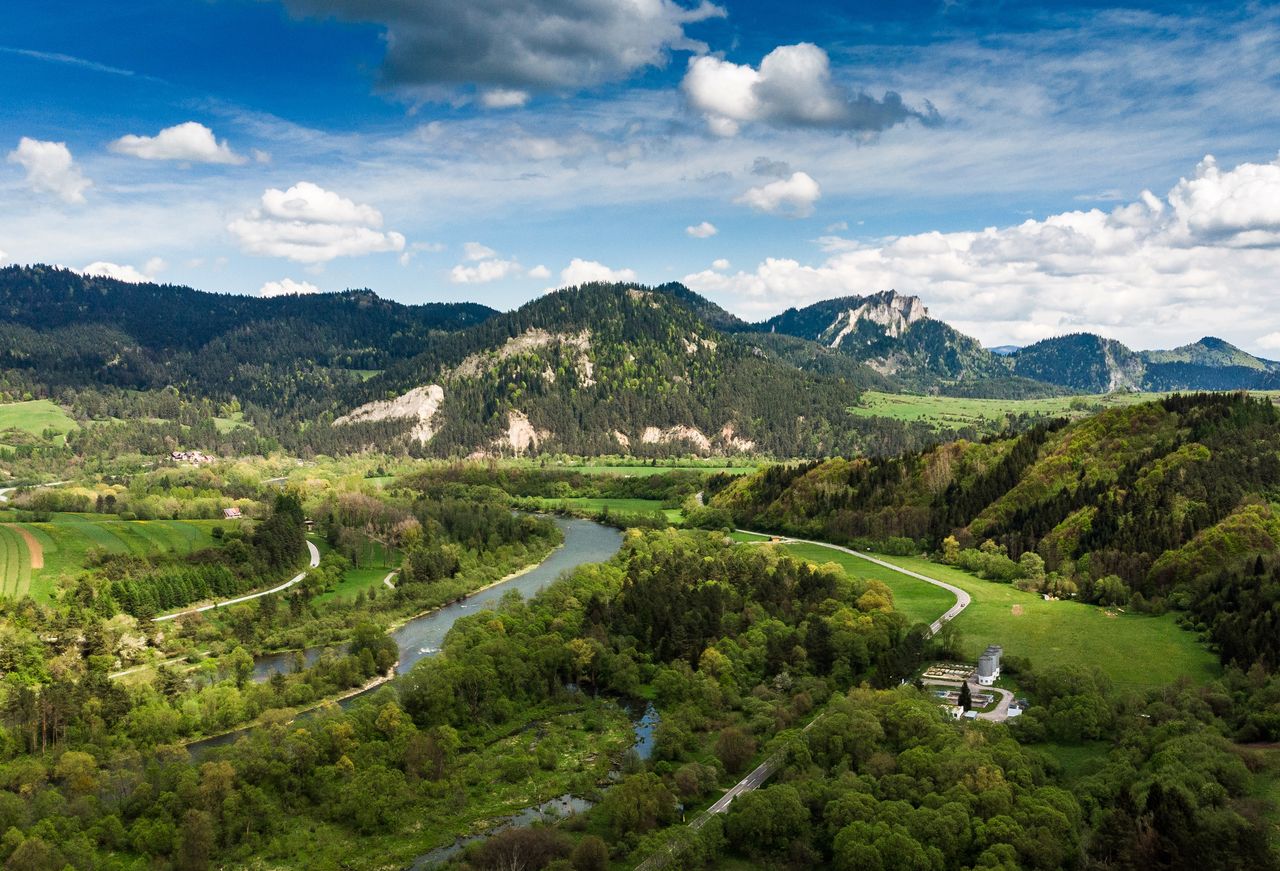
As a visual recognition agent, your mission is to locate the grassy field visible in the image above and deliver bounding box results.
[0,514,239,602]
[847,390,1167,434]
[783,543,955,628]
[0,399,79,444]
[876,553,1218,690]
[213,412,253,433]
[313,538,400,605]
[537,496,683,523]
[779,541,1218,691]
[0,525,33,597]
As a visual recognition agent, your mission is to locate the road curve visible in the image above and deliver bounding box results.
[636,531,973,869]
[155,539,321,622]
[763,533,970,638]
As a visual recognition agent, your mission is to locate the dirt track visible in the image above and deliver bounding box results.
[6,525,43,569]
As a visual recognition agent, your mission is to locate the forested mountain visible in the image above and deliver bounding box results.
[751,291,1018,390]
[337,283,937,458]
[1010,333,1280,392]
[756,290,1280,396]
[6,266,1280,462]
[712,392,1280,669]
[0,265,495,418]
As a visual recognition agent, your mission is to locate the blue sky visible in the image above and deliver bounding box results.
[5,1,1280,351]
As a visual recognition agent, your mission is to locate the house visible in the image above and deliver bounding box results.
[171,450,214,464]
[947,705,964,721]
[977,645,1003,686]
[222,507,242,520]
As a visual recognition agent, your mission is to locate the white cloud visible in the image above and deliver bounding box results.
[686,221,718,238]
[736,171,821,217]
[228,182,405,263]
[260,181,384,226]
[450,258,521,284]
[682,43,932,137]
[687,153,1280,349]
[712,258,730,270]
[80,261,153,283]
[259,278,321,297]
[144,257,167,276]
[109,122,246,165]
[481,89,530,109]
[558,258,638,287]
[528,264,551,279]
[463,241,498,261]
[7,138,91,203]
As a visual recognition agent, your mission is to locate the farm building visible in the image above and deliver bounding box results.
[222,507,242,520]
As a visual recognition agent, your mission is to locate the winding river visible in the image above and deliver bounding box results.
[191,517,624,752]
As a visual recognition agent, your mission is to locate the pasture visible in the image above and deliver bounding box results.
[847,390,1162,434]
[0,514,238,603]
[536,496,683,523]
[0,399,79,444]
[781,543,1219,691]
[783,543,955,628]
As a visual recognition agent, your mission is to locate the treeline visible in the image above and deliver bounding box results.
[92,493,306,617]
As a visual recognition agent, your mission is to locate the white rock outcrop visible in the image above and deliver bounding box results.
[822,292,927,348]
[335,384,445,444]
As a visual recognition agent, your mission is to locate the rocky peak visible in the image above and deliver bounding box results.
[821,290,928,347]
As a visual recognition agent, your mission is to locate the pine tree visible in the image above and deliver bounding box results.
[959,681,972,712]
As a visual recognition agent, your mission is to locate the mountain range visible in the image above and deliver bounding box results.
[2,264,1279,458]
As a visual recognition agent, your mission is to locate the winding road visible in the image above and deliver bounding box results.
[636,530,972,870]
[154,539,321,622]
[769,534,971,637]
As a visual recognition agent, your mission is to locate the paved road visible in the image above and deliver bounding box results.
[382,571,398,590]
[741,531,971,638]
[635,530,973,870]
[0,480,70,503]
[977,685,1015,722]
[155,539,321,622]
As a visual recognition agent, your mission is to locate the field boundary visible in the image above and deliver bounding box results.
[6,525,43,570]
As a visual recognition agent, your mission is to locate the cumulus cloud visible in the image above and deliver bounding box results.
[686,153,1280,349]
[228,182,405,263]
[284,0,725,97]
[528,264,551,279]
[450,242,531,283]
[7,137,91,203]
[259,278,321,297]
[712,258,730,270]
[450,257,522,283]
[110,122,246,165]
[557,258,638,287]
[683,43,936,136]
[686,221,717,238]
[80,261,153,283]
[736,171,821,217]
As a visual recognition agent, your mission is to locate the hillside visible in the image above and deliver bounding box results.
[0,265,496,413]
[336,283,935,458]
[712,392,1280,668]
[1011,332,1280,392]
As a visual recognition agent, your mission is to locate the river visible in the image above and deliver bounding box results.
[191,517,624,752]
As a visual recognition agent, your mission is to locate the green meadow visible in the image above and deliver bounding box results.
[782,543,1219,691]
